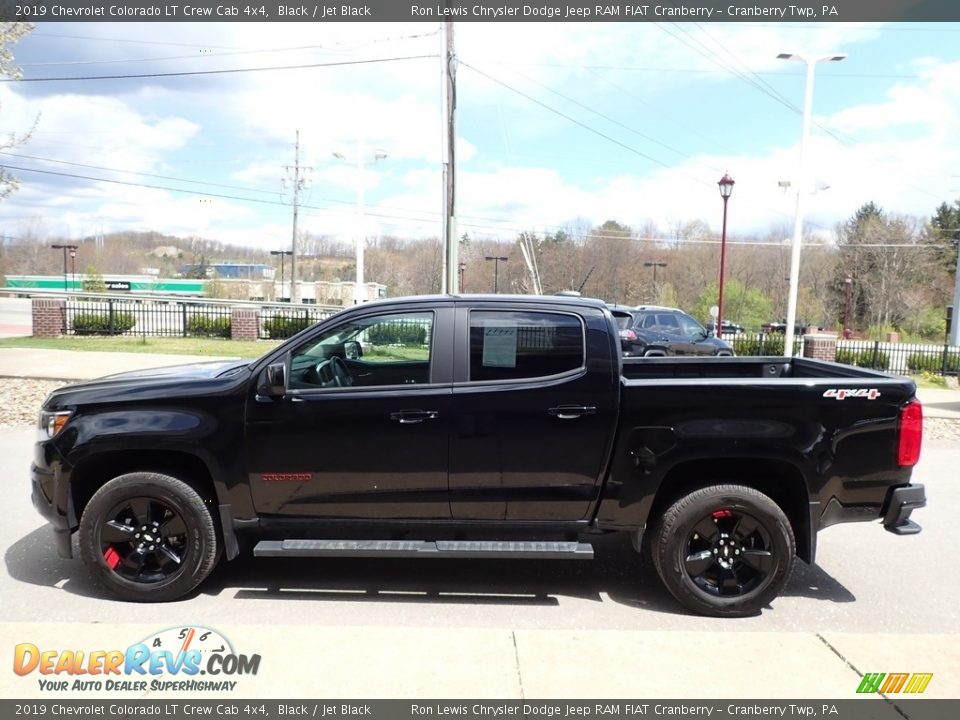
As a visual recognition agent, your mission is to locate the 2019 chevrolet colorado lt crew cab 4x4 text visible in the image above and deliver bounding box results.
[31,295,926,616]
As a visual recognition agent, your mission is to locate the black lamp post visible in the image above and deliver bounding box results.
[484,255,508,293]
[717,173,735,336]
[643,261,667,302]
[842,274,853,338]
[51,243,78,292]
[270,250,293,301]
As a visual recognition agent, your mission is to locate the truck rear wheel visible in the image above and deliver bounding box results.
[78,472,219,602]
[651,484,795,617]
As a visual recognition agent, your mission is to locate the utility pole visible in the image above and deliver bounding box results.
[441,17,458,294]
[951,244,960,346]
[284,130,310,303]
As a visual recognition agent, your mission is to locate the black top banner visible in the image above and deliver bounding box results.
[2,0,960,23]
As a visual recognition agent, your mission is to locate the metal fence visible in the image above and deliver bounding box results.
[836,338,960,376]
[63,296,340,340]
[257,305,339,340]
[721,330,959,376]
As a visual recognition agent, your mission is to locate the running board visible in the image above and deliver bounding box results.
[253,539,594,560]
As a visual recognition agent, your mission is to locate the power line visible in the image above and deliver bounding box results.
[20,30,440,68]
[1,54,437,83]
[494,64,696,163]
[460,61,677,172]
[0,151,282,196]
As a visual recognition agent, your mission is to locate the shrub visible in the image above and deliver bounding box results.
[733,334,785,356]
[366,322,427,346]
[907,352,960,373]
[72,311,136,336]
[186,315,231,338]
[264,315,312,339]
[836,347,890,371]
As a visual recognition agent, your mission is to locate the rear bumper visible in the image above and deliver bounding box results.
[882,484,926,536]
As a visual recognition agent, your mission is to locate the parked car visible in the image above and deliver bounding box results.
[32,295,925,617]
[705,320,745,336]
[610,305,735,357]
[761,320,820,334]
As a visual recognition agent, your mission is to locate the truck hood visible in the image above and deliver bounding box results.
[98,359,250,382]
[42,359,253,409]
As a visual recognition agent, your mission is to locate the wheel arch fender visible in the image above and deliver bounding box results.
[644,457,815,563]
[67,447,239,559]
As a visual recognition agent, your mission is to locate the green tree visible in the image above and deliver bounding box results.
[927,200,960,275]
[82,265,107,293]
[833,202,938,333]
[691,280,772,331]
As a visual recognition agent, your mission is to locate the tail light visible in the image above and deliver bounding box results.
[619,329,638,341]
[897,401,923,467]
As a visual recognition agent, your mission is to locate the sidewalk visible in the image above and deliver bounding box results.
[0,347,240,381]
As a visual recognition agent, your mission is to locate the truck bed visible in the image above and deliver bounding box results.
[620,355,910,381]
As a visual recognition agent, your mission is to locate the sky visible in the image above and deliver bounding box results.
[2,19,960,253]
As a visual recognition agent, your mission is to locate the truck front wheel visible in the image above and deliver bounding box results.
[78,472,219,602]
[652,484,795,617]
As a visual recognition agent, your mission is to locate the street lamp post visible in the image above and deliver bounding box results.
[643,261,667,303]
[334,140,388,305]
[484,256,508,293]
[778,51,846,357]
[717,173,735,336]
[51,243,78,292]
[270,250,293,301]
[842,274,853,338]
[458,262,466,293]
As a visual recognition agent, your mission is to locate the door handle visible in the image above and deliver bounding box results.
[547,405,597,420]
[390,409,439,425]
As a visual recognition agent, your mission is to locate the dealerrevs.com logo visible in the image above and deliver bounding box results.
[13,626,261,693]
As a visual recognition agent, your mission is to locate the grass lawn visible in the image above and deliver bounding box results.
[0,335,281,359]
[910,373,955,390]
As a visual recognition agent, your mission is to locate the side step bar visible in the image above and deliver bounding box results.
[254,539,594,560]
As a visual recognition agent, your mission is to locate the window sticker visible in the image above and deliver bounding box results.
[482,323,518,368]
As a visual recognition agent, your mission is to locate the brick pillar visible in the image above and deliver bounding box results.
[230,307,259,342]
[803,334,837,362]
[32,298,66,337]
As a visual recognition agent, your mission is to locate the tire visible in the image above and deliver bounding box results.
[78,472,219,602]
[651,484,795,617]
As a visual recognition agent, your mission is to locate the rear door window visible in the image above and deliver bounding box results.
[468,310,584,382]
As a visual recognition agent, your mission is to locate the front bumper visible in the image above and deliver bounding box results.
[31,441,74,559]
[882,483,926,536]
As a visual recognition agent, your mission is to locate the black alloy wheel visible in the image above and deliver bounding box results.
[683,507,773,598]
[79,472,219,602]
[652,484,795,617]
[98,497,189,584]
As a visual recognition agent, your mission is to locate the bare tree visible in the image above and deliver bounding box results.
[1,22,35,200]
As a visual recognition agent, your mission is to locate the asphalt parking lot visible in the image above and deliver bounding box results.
[2,422,958,701]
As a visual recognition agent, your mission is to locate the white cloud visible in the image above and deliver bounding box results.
[4,21,960,253]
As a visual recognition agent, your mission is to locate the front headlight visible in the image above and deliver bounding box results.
[39,410,73,439]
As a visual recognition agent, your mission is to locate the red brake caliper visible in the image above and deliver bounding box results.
[712,509,734,520]
[103,546,121,569]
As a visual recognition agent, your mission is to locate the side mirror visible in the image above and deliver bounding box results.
[259,361,287,397]
[344,341,362,360]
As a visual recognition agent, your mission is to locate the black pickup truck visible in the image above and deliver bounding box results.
[31,295,926,616]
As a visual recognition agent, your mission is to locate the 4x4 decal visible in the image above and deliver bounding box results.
[823,388,882,400]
